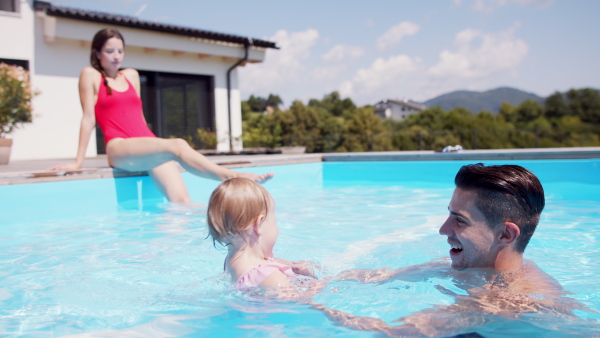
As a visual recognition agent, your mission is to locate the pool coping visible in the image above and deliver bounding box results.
[1,147,599,185]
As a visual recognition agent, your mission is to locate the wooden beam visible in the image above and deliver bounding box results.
[172,51,185,57]
[197,53,210,59]
[143,48,157,54]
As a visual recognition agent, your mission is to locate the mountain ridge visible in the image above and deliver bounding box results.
[422,87,545,114]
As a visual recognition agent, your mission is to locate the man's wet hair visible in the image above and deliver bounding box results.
[455,163,545,253]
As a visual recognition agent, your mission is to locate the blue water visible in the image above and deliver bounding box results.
[0,159,599,337]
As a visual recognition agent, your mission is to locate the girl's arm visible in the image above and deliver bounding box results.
[49,68,98,170]
[259,270,291,289]
[274,257,318,279]
[263,273,327,301]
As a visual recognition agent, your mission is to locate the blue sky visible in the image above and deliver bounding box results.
[54,0,600,107]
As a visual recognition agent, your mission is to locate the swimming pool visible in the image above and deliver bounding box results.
[1,159,599,337]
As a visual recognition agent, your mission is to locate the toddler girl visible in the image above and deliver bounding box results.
[207,178,316,290]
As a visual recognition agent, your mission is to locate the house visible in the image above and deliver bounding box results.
[0,0,277,161]
[374,99,427,121]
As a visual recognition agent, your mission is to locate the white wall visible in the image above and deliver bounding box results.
[4,8,265,161]
[390,103,419,121]
[125,46,245,153]
[0,0,33,60]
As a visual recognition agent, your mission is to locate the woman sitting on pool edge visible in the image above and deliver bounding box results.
[49,28,273,204]
[207,178,320,295]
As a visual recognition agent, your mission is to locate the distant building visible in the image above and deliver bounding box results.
[0,0,277,160]
[374,99,427,121]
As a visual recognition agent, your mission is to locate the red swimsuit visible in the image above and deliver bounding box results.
[95,77,156,144]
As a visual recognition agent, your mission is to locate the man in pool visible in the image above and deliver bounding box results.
[321,163,592,336]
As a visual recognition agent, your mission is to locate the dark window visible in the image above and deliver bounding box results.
[96,71,215,154]
[0,58,29,70]
[0,0,18,12]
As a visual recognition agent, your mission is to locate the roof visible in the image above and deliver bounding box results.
[378,99,427,111]
[33,1,278,49]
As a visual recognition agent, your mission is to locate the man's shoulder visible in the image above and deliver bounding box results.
[522,260,564,293]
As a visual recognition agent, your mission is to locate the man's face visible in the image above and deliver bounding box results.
[439,188,502,269]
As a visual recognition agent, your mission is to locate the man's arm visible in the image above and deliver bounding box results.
[316,299,486,337]
[336,260,449,283]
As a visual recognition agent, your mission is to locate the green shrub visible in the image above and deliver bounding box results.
[0,63,38,137]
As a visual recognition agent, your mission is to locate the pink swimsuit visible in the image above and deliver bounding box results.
[234,257,294,289]
[95,77,156,145]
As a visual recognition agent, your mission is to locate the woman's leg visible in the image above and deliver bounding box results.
[107,137,273,181]
[148,161,191,204]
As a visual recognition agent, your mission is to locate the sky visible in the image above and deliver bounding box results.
[54,0,600,107]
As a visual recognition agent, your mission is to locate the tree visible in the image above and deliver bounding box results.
[265,94,283,110]
[246,95,267,112]
[515,100,544,125]
[544,91,568,121]
[499,102,517,124]
[567,88,600,124]
[308,91,357,117]
[241,101,252,120]
[286,101,322,152]
[341,106,390,152]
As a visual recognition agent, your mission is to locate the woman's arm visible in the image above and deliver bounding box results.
[49,67,98,170]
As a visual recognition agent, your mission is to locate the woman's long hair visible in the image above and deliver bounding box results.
[90,28,125,95]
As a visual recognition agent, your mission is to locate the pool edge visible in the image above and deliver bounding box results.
[1,147,599,185]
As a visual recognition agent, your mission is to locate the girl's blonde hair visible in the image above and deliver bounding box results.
[207,178,271,246]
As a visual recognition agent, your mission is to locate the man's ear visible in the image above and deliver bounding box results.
[500,222,520,245]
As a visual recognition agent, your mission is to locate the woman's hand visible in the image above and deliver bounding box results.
[48,162,82,171]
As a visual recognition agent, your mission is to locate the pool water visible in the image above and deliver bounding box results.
[0,160,599,337]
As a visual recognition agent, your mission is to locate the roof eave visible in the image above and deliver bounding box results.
[32,0,278,50]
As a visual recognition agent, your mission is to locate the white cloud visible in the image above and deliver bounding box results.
[376,21,420,51]
[322,44,365,63]
[472,0,553,13]
[339,54,422,102]
[339,81,354,98]
[428,25,528,79]
[239,29,319,96]
[309,65,346,82]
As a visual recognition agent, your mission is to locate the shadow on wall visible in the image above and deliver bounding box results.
[33,20,88,78]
